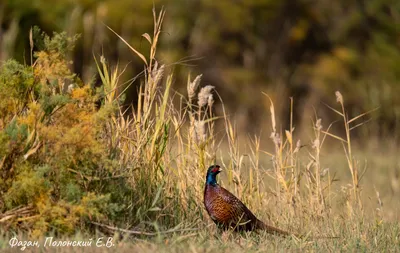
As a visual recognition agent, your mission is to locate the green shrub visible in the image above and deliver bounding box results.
[0,28,123,237]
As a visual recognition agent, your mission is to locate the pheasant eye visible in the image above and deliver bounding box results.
[212,167,219,173]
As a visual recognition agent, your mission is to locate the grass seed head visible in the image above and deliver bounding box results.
[187,74,202,103]
[336,91,343,104]
[207,94,214,108]
[198,85,214,108]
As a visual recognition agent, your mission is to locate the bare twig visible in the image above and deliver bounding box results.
[90,221,199,236]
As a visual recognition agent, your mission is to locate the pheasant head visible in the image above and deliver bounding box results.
[206,165,222,186]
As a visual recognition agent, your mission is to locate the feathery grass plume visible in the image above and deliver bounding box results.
[207,94,214,108]
[189,84,215,169]
[335,91,343,104]
[316,118,322,131]
[187,74,202,152]
[193,119,206,145]
[293,140,301,153]
[270,132,281,147]
[198,85,214,108]
[151,61,165,85]
[312,139,320,149]
[187,74,202,104]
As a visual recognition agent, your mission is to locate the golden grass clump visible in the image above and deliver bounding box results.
[92,7,380,237]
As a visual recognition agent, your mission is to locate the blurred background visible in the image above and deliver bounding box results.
[1,0,400,144]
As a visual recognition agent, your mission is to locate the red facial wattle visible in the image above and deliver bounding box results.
[212,166,220,173]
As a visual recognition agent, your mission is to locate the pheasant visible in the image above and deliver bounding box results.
[203,164,290,236]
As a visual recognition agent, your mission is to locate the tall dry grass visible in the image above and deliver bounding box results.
[90,7,380,238]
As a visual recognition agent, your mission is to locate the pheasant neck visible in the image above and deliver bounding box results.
[206,173,218,186]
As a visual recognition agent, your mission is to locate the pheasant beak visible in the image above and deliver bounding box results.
[210,165,222,174]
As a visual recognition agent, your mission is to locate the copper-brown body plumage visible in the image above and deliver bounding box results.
[204,165,289,236]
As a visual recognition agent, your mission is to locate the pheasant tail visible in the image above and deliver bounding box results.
[255,219,290,237]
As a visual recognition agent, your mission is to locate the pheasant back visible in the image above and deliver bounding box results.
[204,183,263,231]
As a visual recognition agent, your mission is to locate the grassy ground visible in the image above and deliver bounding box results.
[1,219,399,252]
[1,147,399,252]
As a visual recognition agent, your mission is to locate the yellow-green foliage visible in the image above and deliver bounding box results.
[0,29,118,236]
